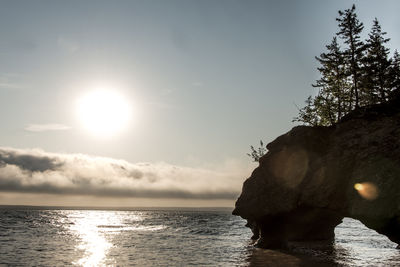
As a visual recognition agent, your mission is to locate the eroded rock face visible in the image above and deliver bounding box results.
[233,91,400,248]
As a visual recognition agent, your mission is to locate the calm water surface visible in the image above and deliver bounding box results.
[0,207,399,266]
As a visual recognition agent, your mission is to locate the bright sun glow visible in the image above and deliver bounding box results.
[77,89,131,137]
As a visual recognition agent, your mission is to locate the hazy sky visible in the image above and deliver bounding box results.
[0,0,399,207]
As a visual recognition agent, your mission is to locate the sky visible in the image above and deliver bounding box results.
[0,0,399,207]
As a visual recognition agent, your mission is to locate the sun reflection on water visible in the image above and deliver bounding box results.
[67,211,142,267]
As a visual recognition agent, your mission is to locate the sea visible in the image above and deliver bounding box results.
[1,206,400,267]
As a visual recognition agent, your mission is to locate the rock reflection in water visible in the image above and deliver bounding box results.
[246,248,337,267]
[245,217,400,267]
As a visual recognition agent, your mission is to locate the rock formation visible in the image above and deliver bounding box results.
[233,90,400,249]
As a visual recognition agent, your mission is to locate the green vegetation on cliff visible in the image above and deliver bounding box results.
[294,4,400,126]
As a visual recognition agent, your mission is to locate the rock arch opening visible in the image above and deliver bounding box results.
[333,217,399,265]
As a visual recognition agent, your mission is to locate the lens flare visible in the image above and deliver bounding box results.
[354,182,379,200]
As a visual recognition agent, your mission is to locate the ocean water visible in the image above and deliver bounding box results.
[0,207,399,266]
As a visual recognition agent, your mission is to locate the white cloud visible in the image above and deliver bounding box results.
[25,124,71,132]
[0,147,251,199]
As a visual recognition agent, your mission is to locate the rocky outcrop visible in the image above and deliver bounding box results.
[233,91,400,249]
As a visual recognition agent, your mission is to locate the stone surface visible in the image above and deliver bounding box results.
[233,91,400,248]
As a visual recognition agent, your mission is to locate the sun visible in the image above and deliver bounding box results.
[76,89,131,137]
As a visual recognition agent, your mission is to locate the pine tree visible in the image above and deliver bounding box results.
[294,38,350,126]
[312,37,349,122]
[390,50,400,91]
[294,5,399,127]
[313,93,336,126]
[363,18,392,104]
[293,95,319,126]
[336,4,365,109]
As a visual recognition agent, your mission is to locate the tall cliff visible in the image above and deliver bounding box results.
[233,90,400,249]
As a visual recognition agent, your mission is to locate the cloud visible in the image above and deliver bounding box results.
[25,124,71,132]
[0,147,251,199]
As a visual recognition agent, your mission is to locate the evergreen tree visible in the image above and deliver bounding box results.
[293,95,319,126]
[293,37,350,126]
[336,4,365,109]
[312,37,349,122]
[313,93,336,126]
[362,18,392,103]
[294,5,399,127]
[390,50,400,91]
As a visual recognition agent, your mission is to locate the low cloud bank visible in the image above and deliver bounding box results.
[0,147,251,199]
[25,124,71,132]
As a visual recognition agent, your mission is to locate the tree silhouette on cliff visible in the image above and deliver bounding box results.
[362,18,392,104]
[295,5,399,126]
[390,50,400,91]
[294,37,348,126]
[336,4,365,110]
